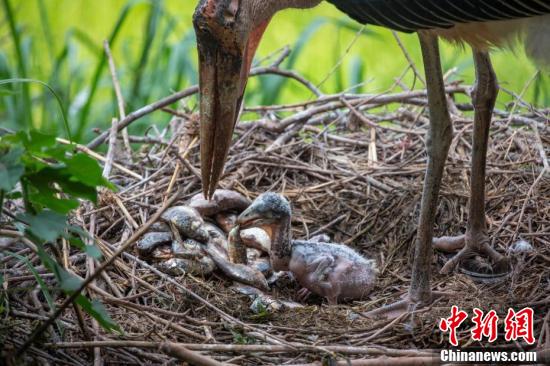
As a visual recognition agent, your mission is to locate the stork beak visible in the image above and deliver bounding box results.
[195,16,270,198]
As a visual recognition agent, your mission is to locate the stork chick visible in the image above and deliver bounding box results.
[238,193,377,305]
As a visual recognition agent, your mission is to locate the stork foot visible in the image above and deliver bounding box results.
[296,287,312,302]
[434,232,510,275]
[363,299,410,320]
[364,291,447,321]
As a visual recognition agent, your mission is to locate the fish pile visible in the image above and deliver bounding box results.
[136,190,378,309]
[135,189,302,312]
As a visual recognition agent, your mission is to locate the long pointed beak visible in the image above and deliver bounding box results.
[197,45,245,199]
[196,20,270,198]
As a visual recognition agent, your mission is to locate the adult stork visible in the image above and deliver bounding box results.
[192,0,549,311]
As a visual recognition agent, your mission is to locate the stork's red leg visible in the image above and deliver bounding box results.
[365,32,452,318]
[434,50,508,274]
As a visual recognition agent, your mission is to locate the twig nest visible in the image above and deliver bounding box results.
[161,206,209,242]
[188,189,250,217]
[510,239,533,254]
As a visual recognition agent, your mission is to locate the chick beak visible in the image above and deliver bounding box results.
[236,205,262,229]
[196,20,269,198]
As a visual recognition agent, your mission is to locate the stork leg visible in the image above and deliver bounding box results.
[365,32,452,318]
[409,32,453,305]
[433,50,508,274]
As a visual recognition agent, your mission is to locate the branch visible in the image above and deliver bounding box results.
[44,341,437,358]
[250,66,323,97]
[86,60,324,150]
[87,86,199,150]
[15,189,182,357]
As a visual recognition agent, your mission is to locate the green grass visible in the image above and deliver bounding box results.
[0,0,547,143]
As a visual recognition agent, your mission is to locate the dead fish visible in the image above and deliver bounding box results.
[172,238,203,259]
[136,232,173,256]
[231,284,303,313]
[205,246,269,291]
[188,190,250,217]
[161,206,209,243]
[148,221,170,233]
[156,257,215,276]
[510,239,533,253]
[250,257,272,277]
[267,271,295,287]
[203,222,227,243]
[247,248,263,262]
[203,222,230,259]
[215,212,238,233]
[240,227,271,253]
[149,245,174,261]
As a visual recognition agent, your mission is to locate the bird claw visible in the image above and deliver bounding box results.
[363,299,411,320]
[434,233,510,275]
[297,288,311,302]
[364,291,447,321]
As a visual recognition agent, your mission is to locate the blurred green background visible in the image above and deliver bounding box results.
[1,0,548,143]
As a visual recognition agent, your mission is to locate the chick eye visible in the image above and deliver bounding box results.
[224,0,239,22]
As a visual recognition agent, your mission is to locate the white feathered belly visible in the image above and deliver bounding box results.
[430,14,550,67]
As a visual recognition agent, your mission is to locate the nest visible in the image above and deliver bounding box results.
[2,80,549,365]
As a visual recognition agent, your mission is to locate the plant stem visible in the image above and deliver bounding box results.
[0,189,4,224]
[1,0,33,128]
[21,180,35,215]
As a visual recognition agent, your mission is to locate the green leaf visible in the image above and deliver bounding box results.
[57,178,98,203]
[64,230,102,260]
[58,269,82,292]
[75,295,120,332]
[19,210,67,242]
[0,146,24,190]
[27,167,98,203]
[84,243,102,259]
[29,192,79,214]
[28,130,56,150]
[6,191,22,199]
[64,153,109,188]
